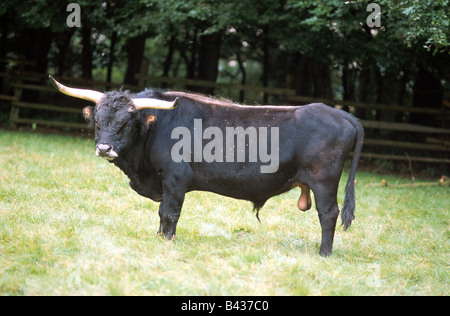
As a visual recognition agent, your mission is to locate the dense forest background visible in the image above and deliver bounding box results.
[0,0,449,135]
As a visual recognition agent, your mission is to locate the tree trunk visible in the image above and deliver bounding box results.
[342,61,357,112]
[162,35,176,89]
[196,32,222,95]
[124,34,147,86]
[294,53,314,97]
[20,28,53,102]
[357,66,370,119]
[81,28,93,80]
[56,29,76,76]
[411,67,443,127]
[163,36,175,77]
[312,61,332,100]
[262,26,270,103]
[183,28,198,83]
[373,66,384,126]
[394,69,409,122]
[236,52,246,103]
[107,31,117,84]
[0,16,8,92]
[22,28,53,74]
[342,61,357,102]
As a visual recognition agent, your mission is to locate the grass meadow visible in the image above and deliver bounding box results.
[0,129,448,295]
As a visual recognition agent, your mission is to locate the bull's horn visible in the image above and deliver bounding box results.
[132,97,179,110]
[49,75,104,103]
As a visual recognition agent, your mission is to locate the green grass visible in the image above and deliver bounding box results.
[0,129,448,295]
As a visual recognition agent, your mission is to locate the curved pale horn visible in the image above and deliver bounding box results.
[132,97,179,110]
[49,75,104,103]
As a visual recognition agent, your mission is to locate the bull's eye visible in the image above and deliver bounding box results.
[120,122,131,132]
[95,119,101,129]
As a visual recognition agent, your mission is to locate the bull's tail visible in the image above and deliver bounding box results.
[341,119,364,230]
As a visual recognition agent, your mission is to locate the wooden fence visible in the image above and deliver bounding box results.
[283,95,450,164]
[0,68,139,130]
[0,61,449,165]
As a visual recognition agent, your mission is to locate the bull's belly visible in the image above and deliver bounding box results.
[188,169,295,203]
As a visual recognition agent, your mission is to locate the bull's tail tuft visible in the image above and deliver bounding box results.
[252,200,266,224]
[341,119,364,230]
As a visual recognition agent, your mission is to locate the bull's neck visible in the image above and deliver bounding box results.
[111,133,146,181]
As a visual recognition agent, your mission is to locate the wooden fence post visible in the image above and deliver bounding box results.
[9,78,23,128]
[138,59,149,89]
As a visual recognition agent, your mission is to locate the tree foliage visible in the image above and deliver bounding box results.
[0,0,448,105]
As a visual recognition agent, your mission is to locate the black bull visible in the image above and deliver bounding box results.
[50,77,364,256]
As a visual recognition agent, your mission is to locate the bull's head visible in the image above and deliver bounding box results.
[49,75,178,160]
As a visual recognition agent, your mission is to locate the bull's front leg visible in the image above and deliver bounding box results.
[157,172,191,240]
[158,208,181,240]
[157,192,185,240]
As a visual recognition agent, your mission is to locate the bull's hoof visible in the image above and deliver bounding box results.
[157,231,176,241]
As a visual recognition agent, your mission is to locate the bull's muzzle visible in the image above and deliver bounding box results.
[96,143,118,160]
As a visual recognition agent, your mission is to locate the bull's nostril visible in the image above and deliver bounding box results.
[97,144,112,153]
[95,144,118,160]
[96,143,113,157]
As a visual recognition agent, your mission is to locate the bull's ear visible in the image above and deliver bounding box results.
[83,106,94,123]
[145,114,157,129]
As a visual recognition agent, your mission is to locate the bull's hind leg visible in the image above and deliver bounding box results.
[312,182,340,256]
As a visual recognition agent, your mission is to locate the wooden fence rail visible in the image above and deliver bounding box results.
[284,95,449,116]
[1,71,122,130]
[0,68,449,164]
[360,120,450,134]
